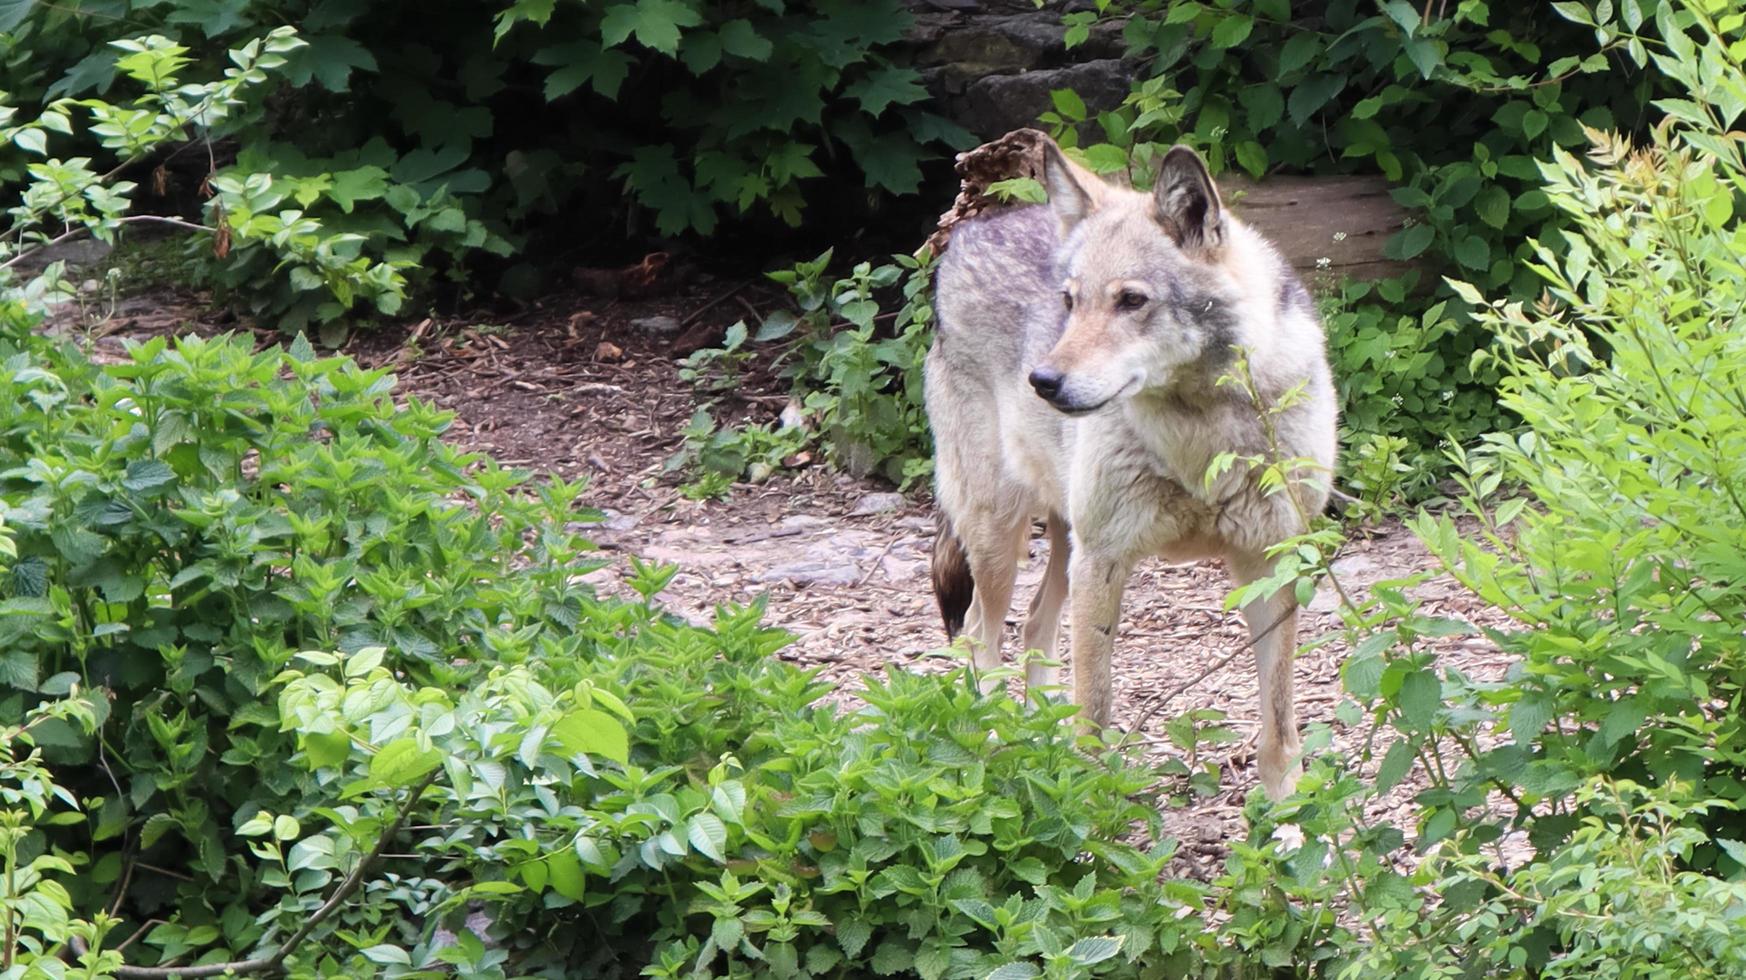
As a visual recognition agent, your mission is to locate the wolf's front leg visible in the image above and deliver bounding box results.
[1067,550,1130,728]
[1228,549,1304,800]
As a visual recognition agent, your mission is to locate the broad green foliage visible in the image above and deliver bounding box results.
[1232,8,1746,976]
[680,248,936,491]
[0,29,407,339]
[0,0,969,330]
[0,304,1230,975]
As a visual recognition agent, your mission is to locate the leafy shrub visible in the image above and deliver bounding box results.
[1202,8,1746,975]
[0,303,1241,974]
[1,0,971,331]
[680,248,937,490]
[0,28,406,342]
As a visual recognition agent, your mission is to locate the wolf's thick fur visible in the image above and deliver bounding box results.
[924,141,1336,800]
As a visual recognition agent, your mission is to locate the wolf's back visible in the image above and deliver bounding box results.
[932,205,1060,378]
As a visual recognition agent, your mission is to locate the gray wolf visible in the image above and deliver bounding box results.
[925,139,1337,800]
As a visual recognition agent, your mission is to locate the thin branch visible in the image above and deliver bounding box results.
[1115,605,1294,750]
[107,770,439,979]
[2,215,211,272]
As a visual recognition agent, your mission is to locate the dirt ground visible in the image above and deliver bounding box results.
[62,264,1516,878]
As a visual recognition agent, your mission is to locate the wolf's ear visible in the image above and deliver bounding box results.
[1152,145,1223,251]
[1042,141,1096,233]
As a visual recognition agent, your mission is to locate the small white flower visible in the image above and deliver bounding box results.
[1271,823,1306,854]
[1315,256,1332,270]
[1332,231,1348,242]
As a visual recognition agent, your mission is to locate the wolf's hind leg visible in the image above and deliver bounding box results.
[1020,515,1070,693]
[957,507,1029,691]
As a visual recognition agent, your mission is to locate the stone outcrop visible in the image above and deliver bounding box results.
[903,1,1136,139]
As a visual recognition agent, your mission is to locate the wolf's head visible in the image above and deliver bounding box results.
[1028,142,1243,415]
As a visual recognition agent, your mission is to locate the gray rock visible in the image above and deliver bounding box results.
[756,560,863,587]
[850,492,907,516]
[957,60,1132,139]
[629,315,681,334]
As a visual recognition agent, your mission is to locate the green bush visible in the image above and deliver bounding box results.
[0,0,971,332]
[0,308,1233,976]
[1212,7,1746,975]
[0,29,408,337]
[679,248,937,491]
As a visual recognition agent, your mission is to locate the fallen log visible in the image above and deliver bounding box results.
[924,129,1424,286]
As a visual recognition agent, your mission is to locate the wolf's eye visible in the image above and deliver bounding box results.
[1116,290,1149,311]
[1062,290,1074,310]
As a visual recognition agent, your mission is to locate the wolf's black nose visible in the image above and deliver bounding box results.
[1029,367,1064,402]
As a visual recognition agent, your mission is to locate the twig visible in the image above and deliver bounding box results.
[107,770,439,979]
[679,281,752,329]
[1115,606,1294,750]
[854,536,902,588]
[2,215,212,272]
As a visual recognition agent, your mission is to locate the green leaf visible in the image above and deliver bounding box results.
[288,35,378,92]
[0,0,38,33]
[1453,234,1491,270]
[687,812,728,862]
[1287,73,1346,126]
[549,707,630,764]
[1401,36,1443,79]
[1067,936,1123,966]
[0,649,38,691]
[1375,738,1416,792]
[1238,85,1284,131]
[1474,185,1511,228]
[1382,0,1421,34]
[1233,141,1267,178]
[600,0,703,55]
[915,944,951,980]
[272,814,301,841]
[546,849,586,899]
[870,940,914,975]
[369,737,441,788]
[844,65,928,117]
[303,730,352,769]
[1389,224,1435,260]
[1050,88,1086,121]
[718,18,772,60]
[985,965,1041,980]
[1209,14,1254,49]
[360,944,411,966]
[1011,856,1048,885]
[1397,669,1442,730]
[837,917,873,958]
[122,460,176,494]
[534,41,634,100]
[13,127,46,156]
[1277,33,1320,75]
[327,166,389,213]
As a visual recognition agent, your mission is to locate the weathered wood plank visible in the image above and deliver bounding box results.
[928,130,1425,286]
[1220,174,1423,285]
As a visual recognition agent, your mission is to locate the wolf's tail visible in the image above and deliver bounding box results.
[931,516,975,639]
